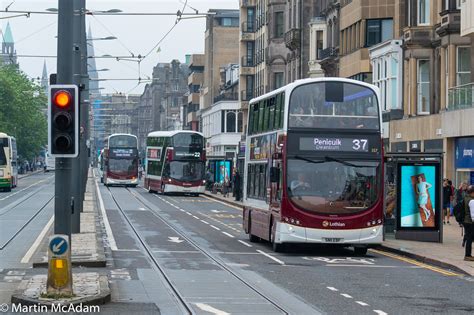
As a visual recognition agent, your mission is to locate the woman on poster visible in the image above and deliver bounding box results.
[415,176,433,222]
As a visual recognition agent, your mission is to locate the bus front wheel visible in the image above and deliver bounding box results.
[354,246,368,256]
[271,220,286,253]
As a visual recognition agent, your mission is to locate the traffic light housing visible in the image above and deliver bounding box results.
[48,85,79,157]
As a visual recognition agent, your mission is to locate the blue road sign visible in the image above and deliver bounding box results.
[49,236,68,256]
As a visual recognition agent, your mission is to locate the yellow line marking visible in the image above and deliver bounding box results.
[371,249,462,277]
[201,195,242,211]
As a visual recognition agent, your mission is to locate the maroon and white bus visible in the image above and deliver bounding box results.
[103,134,139,187]
[144,131,206,195]
[243,78,383,255]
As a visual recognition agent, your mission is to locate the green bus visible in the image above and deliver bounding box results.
[0,132,18,192]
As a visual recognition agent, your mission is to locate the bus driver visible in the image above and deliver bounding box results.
[290,173,311,192]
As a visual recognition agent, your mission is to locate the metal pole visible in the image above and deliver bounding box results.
[81,0,89,200]
[71,0,82,233]
[55,0,73,237]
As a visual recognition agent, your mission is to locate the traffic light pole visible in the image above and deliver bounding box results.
[80,0,89,212]
[71,0,83,233]
[55,0,74,237]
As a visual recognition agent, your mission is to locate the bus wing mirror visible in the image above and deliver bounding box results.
[270,167,280,183]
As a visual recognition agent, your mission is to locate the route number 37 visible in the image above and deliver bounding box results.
[352,139,368,151]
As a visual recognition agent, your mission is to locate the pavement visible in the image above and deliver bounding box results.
[203,190,474,276]
[9,170,110,307]
[18,169,43,179]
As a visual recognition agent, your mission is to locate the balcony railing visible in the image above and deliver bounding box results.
[319,47,339,60]
[241,90,254,101]
[448,83,474,110]
[242,21,255,33]
[214,92,239,103]
[284,28,301,51]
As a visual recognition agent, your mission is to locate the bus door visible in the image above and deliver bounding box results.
[270,154,282,209]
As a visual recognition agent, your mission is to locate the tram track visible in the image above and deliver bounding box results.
[0,195,54,250]
[0,179,53,217]
[106,185,290,315]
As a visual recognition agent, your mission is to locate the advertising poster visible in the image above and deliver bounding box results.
[398,164,438,229]
[215,160,231,184]
[250,133,276,160]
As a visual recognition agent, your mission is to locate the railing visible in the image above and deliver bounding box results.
[284,28,301,51]
[241,21,255,33]
[319,47,339,60]
[448,83,474,110]
[213,92,239,103]
[241,90,254,101]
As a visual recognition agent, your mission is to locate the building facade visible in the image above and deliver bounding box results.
[184,54,205,131]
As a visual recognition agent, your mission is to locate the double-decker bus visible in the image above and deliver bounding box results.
[103,134,139,187]
[243,78,383,255]
[0,133,18,192]
[145,131,206,195]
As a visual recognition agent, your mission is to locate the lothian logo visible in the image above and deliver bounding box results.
[322,221,329,227]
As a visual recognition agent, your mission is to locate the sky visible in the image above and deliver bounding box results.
[1,0,238,95]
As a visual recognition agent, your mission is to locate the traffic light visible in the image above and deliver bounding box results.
[48,85,79,157]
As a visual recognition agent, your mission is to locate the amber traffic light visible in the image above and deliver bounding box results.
[48,85,79,157]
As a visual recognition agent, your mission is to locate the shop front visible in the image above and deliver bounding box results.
[455,137,474,186]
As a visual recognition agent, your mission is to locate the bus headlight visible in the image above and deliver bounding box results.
[168,179,172,183]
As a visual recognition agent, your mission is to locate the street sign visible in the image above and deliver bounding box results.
[49,236,68,256]
[46,234,73,294]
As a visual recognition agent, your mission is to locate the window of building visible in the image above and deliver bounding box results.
[457,46,471,86]
[417,59,430,114]
[237,112,243,132]
[246,42,255,66]
[275,12,284,38]
[221,17,238,27]
[316,30,323,60]
[247,7,255,31]
[366,19,393,47]
[417,0,430,25]
[274,72,284,89]
[226,111,236,132]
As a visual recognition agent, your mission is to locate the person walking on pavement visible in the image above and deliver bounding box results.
[456,182,468,227]
[443,179,453,224]
[463,186,474,261]
[233,170,242,202]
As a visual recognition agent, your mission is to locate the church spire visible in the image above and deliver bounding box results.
[40,60,48,94]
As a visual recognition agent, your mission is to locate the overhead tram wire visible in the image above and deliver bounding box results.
[15,21,57,44]
[0,10,214,16]
[90,14,135,57]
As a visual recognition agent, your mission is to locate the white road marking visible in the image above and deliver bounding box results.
[21,215,54,264]
[356,301,369,306]
[341,293,353,299]
[374,311,388,315]
[195,303,230,315]
[222,232,234,238]
[210,225,221,231]
[200,220,209,225]
[168,237,184,243]
[238,240,252,248]
[327,287,339,292]
[186,212,192,216]
[201,195,242,211]
[192,215,200,220]
[256,250,285,265]
[96,180,118,251]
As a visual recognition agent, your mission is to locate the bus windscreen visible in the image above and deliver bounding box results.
[289,82,379,130]
[0,139,8,166]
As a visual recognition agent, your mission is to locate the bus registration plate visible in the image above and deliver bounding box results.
[324,238,343,243]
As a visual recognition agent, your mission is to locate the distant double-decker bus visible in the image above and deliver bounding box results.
[0,133,18,192]
[243,78,383,255]
[103,134,139,187]
[145,131,206,195]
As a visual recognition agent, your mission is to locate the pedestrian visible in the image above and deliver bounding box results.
[449,180,455,216]
[462,186,474,261]
[233,170,242,202]
[443,179,453,224]
[222,175,230,197]
[456,182,469,227]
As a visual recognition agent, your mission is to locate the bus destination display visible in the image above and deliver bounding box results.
[110,148,135,158]
[299,137,370,153]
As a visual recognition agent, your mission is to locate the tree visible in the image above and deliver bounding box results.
[0,65,47,161]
